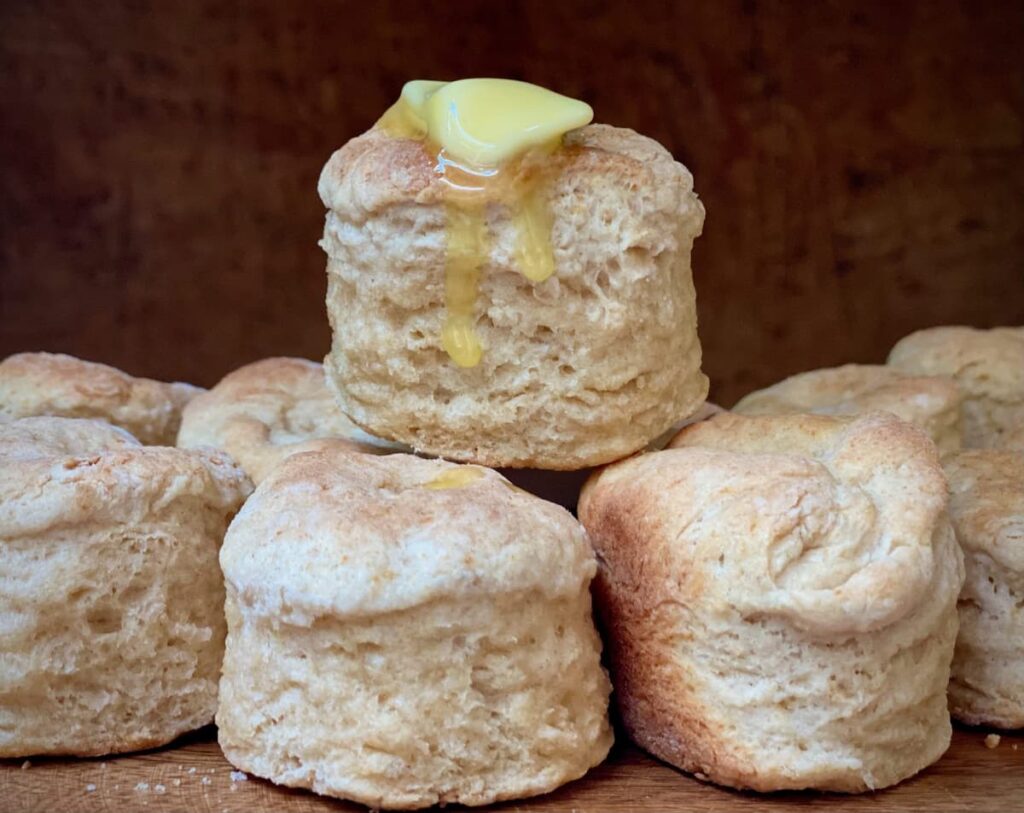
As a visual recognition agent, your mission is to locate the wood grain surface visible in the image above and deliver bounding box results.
[0,727,1020,813]
[1,0,1022,406]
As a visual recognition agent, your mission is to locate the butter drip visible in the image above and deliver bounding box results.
[423,467,485,490]
[376,79,592,366]
[442,203,487,367]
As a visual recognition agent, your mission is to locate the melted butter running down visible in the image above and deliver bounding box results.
[423,467,485,490]
[376,79,593,367]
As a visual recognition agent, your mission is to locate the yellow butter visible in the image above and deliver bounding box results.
[423,467,485,490]
[407,78,592,166]
[441,203,488,368]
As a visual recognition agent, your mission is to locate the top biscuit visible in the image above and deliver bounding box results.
[318,123,708,469]
[0,353,201,445]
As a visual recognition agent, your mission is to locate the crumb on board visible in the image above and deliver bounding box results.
[100,763,107,769]
[985,733,1001,749]
[173,778,182,787]
[86,784,96,792]
[20,760,30,770]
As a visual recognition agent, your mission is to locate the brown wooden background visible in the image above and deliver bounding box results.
[1,0,1022,406]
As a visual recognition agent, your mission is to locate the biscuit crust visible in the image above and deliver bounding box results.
[888,326,1024,449]
[733,364,962,453]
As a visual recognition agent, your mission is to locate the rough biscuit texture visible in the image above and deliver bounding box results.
[177,357,405,483]
[318,123,708,469]
[733,364,962,453]
[218,448,612,808]
[0,417,251,757]
[580,412,964,792]
[888,326,1024,449]
[945,450,1024,729]
[0,352,202,445]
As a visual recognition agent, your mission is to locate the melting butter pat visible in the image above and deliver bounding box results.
[424,467,485,490]
[399,78,593,166]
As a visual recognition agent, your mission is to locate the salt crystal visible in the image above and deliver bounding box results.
[201,776,211,785]
[173,778,181,786]
[86,784,96,792]
[187,767,197,774]
[154,784,166,794]
[135,782,150,792]
[230,770,248,782]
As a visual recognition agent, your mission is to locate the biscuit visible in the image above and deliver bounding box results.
[319,123,708,469]
[945,450,1024,729]
[888,326,1024,449]
[733,364,962,453]
[177,357,405,483]
[0,417,250,757]
[580,412,964,792]
[0,352,202,445]
[218,447,612,808]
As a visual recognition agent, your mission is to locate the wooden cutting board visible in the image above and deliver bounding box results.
[1,726,1019,812]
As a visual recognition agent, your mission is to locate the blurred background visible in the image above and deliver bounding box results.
[1,0,1021,405]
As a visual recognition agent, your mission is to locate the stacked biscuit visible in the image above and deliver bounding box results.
[1,80,1021,808]
[210,113,710,806]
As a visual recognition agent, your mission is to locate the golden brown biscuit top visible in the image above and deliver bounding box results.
[0,352,202,445]
[945,449,1024,574]
[221,446,596,622]
[318,123,699,224]
[888,326,1024,401]
[733,364,961,421]
[583,412,953,637]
